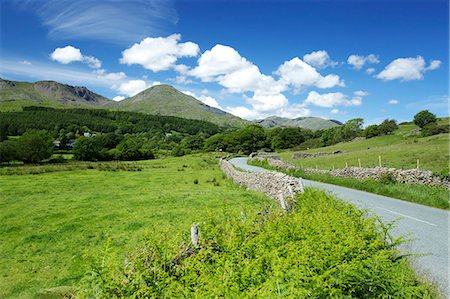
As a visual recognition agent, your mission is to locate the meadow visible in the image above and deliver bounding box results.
[0,155,270,298]
[280,119,449,172]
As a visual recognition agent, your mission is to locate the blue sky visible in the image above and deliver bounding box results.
[1,0,448,124]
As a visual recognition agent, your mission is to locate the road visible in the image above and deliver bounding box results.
[229,157,449,296]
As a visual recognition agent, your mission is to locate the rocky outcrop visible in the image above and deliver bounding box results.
[251,155,449,188]
[219,159,304,200]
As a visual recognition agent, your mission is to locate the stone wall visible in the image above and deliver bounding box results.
[251,155,449,188]
[292,150,342,159]
[219,159,304,199]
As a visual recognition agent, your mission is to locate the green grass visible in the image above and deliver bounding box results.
[250,159,449,210]
[0,155,270,298]
[78,189,437,298]
[282,118,449,172]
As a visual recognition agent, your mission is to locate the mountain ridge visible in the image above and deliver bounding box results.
[0,78,342,130]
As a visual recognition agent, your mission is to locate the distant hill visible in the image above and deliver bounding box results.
[116,84,248,127]
[0,78,109,110]
[255,116,342,130]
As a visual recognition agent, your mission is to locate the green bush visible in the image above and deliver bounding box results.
[379,171,397,184]
[414,110,437,128]
[77,190,435,298]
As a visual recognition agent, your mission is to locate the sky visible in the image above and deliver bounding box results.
[1,0,448,124]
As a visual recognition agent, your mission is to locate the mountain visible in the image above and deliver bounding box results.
[116,84,248,127]
[254,116,342,130]
[0,78,110,110]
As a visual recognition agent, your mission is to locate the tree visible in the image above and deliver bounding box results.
[413,110,436,128]
[364,125,380,138]
[73,137,103,161]
[378,119,398,135]
[0,140,18,163]
[16,130,53,163]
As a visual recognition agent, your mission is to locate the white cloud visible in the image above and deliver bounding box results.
[276,57,344,91]
[112,96,126,102]
[182,90,223,110]
[366,68,376,74]
[51,45,102,68]
[225,106,263,120]
[330,108,339,114]
[347,54,379,70]
[20,60,32,65]
[304,91,365,108]
[353,90,369,97]
[376,56,441,81]
[17,0,178,44]
[113,80,150,97]
[303,50,337,69]
[120,34,199,72]
[247,93,288,112]
[83,56,102,68]
[51,46,83,64]
[95,69,127,81]
[388,99,399,105]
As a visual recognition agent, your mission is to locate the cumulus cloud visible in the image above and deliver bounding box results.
[113,80,154,97]
[276,57,344,91]
[120,34,199,72]
[303,50,337,69]
[182,90,223,110]
[388,99,399,105]
[347,54,379,70]
[330,108,339,114]
[304,91,366,108]
[366,68,376,74]
[94,69,126,81]
[51,45,102,68]
[112,96,126,102]
[376,56,441,81]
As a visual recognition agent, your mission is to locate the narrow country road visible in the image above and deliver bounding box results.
[229,157,449,296]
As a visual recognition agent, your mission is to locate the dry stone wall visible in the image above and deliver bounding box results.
[219,159,304,199]
[292,150,342,159]
[251,155,449,188]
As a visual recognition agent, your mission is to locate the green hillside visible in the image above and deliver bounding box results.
[0,79,109,110]
[255,115,341,130]
[280,118,449,172]
[117,84,248,127]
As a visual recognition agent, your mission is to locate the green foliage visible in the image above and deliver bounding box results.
[379,172,397,184]
[268,127,307,149]
[16,130,53,163]
[378,119,398,135]
[364,124,380,138]
[218,125,269,154]
[78,189,435,298]
[115,136,154,161]
[414,110,437,128]
[421,123,449,137]
[0,140,18,163]
[320,118,364,147]
[433,166,449,181]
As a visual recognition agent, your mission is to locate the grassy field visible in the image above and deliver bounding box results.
[0,155,271,298]
[281,118,449,172]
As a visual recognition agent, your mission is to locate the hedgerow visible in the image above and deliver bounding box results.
[77,189,436,298]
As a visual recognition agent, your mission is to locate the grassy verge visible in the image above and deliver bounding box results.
[78,189,437,298]
[0,154,271,298]
[249,159,449,210]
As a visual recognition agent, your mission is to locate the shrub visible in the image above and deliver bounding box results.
[0,140,18,163]
[78,189,435,298]
[379,171,397,184]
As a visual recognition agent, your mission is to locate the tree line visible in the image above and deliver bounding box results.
[0,108,445,164]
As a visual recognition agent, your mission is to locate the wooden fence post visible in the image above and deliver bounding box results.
[378,155,382,167]
[417,159,420,170]
[358,158,361,168]
[345,162,348,168]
